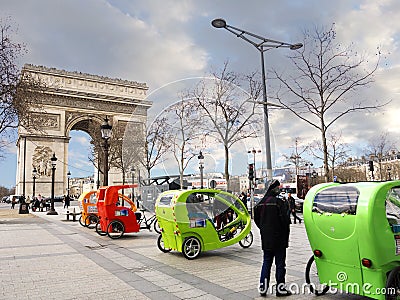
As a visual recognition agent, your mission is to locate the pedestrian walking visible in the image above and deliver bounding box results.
[240,191,248,211]
[11,197,16,209]
[26,196,31,209]
[63,195,70,209]
[288,193,302,224]
[254,179,292,297]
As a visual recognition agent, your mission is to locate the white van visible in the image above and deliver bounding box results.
[7,195,24,204]
[280,182,303,212]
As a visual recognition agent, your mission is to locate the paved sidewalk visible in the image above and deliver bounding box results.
[0,203,365,299]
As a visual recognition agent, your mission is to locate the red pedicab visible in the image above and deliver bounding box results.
[95,184,140,239]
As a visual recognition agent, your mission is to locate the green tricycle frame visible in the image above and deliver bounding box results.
[155,189,253,259]
[303,181,400,299]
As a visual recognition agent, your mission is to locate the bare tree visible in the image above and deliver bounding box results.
[309,132,349,180]
[365,132,397,180]
[109,123,135,186]
[162,97,202,188]
[271,24,388,182]
[191,62,262,189]
[0,18,44,157]
[335,165,367,182]
[283,137,309,177]
[141,117,171,179]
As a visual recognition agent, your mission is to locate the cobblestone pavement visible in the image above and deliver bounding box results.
[0,202,366,299]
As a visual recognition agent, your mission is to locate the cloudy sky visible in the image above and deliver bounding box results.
[1,0,400,187]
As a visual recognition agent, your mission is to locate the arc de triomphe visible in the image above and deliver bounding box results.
[16,64,151,197]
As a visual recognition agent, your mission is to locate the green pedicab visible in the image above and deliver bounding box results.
[155,189,253,260]
[304,181,400,299]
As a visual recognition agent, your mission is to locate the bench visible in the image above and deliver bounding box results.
[65,208,81,221]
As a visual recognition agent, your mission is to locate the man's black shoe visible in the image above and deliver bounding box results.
[276,288,292,297]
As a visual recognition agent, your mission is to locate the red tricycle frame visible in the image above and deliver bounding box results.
[95,184,139,239]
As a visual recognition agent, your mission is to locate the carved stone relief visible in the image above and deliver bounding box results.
[30,112,60,130]
[32,146,53,177]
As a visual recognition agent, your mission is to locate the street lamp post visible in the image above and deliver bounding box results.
[32,167,37,199]
[212,18,302,181]
[47,153,58,215]
[198,151,205,188]
[248,148,261,184]
[67,171,71,197]
[290,154,301,177]
[100,117,112,186]
[388,166,392,181]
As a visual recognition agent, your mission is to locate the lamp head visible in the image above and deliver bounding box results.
[50,153,57,167]
[290,43,303,50]
[198,151,205,166]
[67,171,71,177]
[101,116,113,140]
[211,18,227,28]
[32,167,37,176]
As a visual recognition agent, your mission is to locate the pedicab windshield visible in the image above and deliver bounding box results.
[312,185,359,215]
[386,187,400,224]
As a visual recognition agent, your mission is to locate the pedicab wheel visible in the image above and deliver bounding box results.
[153,219,161,234]
[86,215,99,229]
[385,266,400,300]
[95,221,107,236]
[78,215,87,227]
[305,255,329,296]
[182,236,201,260]
[239,230,253,248]
[157,235,172,253]
[107,220,125,239]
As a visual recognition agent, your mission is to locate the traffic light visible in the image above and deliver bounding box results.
[368,161,374,171]
[248,163,254,180]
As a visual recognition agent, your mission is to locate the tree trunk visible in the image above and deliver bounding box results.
[180,151,184,189]
[224,145,230,191]
[321,128,329,183]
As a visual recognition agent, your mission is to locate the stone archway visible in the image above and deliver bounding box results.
[16,64,151,197]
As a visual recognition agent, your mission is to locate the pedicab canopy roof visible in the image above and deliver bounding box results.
[97,184,137,206]
[305,181,400,217]
[156,188,249,224]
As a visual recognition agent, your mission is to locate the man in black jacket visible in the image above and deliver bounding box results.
[254,180,291,297]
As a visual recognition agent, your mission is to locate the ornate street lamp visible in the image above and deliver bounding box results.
[212,18,302,181]
[67,171,71,197]
[100,116,112,186]
[47,153,58,215]
[32,167,37,199]
[198,151,205,188]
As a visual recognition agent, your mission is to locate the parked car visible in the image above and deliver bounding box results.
[2,196,9,203]
[44,195,65,202]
